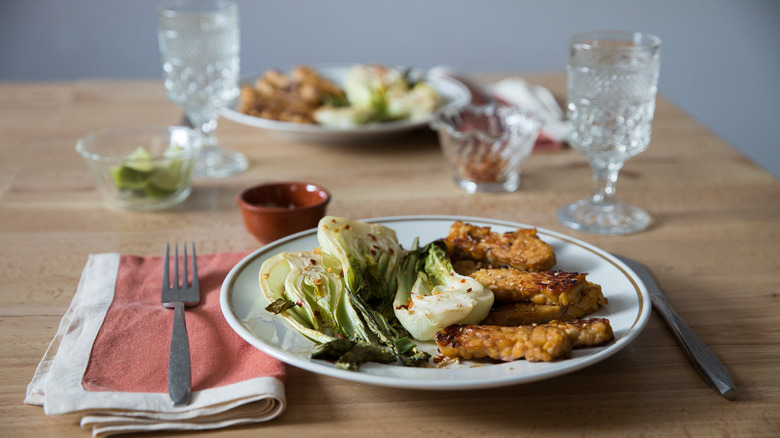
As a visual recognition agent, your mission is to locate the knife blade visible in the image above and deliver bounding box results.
[614,254,738,400]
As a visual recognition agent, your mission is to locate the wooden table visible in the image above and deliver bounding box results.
[2,75,779,437]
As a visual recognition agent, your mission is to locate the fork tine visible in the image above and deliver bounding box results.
[174,243,180,289]
[190,243,198,291]
[182,243,189,288]
[163,242,170,290]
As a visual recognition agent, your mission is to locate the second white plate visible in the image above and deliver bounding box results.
[220,64,471,143]
[220,215,651,390]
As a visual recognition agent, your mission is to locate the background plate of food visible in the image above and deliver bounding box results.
[220,215,652,390]
[220,64,471,143]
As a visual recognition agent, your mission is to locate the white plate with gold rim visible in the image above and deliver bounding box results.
[220,215,651,390]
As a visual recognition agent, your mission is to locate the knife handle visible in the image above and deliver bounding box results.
[651,295,738,400]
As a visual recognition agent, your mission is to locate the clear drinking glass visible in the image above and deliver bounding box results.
[558,30,661,235]
[158,0,247,178]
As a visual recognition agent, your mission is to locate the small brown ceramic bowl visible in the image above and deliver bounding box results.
[237,182,331,244]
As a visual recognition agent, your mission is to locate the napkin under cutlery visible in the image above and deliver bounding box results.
[25,251,286,437]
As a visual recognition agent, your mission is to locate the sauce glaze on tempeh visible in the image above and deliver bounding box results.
[435,324,572,362]
[444,221,556,273]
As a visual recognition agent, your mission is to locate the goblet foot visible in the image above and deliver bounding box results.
[195,147,248,179]
[557,199,650,235]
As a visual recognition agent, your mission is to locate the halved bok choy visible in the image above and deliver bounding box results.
[260,250,370,344]
[260,217,428,369]
[394,243,494,341]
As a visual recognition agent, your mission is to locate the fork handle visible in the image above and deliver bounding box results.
[168,301,191,406]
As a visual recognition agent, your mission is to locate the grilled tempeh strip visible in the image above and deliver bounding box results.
[435,324,572,362]
[480,282,607,326]
[470,269,592,305]
[542,318,614,347]
[444,221,556,273]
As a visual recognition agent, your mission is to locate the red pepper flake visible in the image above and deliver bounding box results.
[395,304,410,310]
[296,300,303,307]
[337,333,345,339]
[460,279,466,283]
[389,248,395,255]
[344,224,351,230]
[368,233,377,241]
[310,258,317,265]
[370,249,377,256]
[467,288,472,292]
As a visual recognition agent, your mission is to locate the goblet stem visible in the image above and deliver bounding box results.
[557,156,649,235]
[191,116,219,152]
[187,113,247,179]
[589,159,624,205]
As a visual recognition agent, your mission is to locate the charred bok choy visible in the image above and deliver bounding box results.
[260,217,427,370]
[393,243,493,341]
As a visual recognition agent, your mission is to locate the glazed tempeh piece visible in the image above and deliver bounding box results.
[480,303,573,326]
[435,324,572,362]
[470,269,591,305]
[542,318,614,347]
[480,283,607,326]
[444,221,556,273]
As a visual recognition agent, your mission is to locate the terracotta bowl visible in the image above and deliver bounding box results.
[237,182,331,244]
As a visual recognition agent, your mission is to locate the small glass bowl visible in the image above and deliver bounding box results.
[430,103,541,193]
[75,126,201,211]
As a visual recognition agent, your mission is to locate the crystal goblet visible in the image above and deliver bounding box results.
[158,0,247,178]
[558,30,661,235]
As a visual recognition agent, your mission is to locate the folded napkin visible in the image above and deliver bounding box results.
[429,66,569,151]
[25,251,286,437]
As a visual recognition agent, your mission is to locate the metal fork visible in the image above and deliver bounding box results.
[162,242,200,406]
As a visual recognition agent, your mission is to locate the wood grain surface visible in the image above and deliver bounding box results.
[1,74,778,437]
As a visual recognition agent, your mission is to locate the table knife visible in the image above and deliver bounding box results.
[614,254,738,400]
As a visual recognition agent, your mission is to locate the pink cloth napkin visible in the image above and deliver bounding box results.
[26,251,286,437]
[82,252,284,393]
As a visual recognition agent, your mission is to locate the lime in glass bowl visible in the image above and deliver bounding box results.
[76,126,200,211]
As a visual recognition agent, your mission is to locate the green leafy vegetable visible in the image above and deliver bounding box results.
[311,338,396,371]
[317,217,429,364]
[264,298,298,314]
[314,64,439,127]
[259,250,370,344]
[393,243,494,341]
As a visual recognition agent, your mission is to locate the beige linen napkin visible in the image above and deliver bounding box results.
[25,252,286,437]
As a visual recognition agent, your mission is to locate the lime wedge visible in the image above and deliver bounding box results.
[145,182,177,198]
[123,147,154,173]
[110,164,150,190]
[149,158,187,191]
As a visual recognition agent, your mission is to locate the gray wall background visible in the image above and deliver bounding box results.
[2,0,779,180]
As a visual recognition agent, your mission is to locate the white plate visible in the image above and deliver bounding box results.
[220,215,651,390]
[219,64,471,143]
